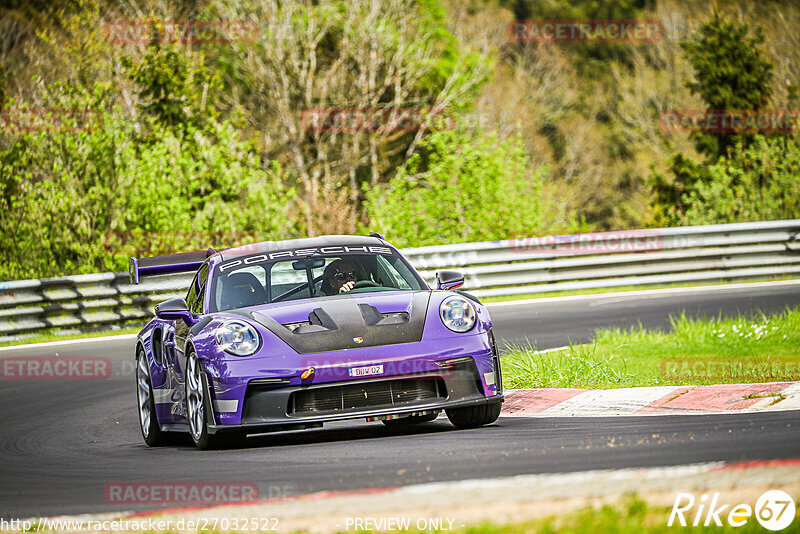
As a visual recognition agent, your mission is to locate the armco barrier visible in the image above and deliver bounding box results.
[1,220,799,338]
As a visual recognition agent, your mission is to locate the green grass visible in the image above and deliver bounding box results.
[480,275,797,303]
[441,496,795,534]
[501,307,800,389]
[331,496,794,534]
[0,326,142,348]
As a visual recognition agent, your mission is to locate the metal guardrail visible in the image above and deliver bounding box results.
[406,219,800,297]
[1,220,799,339]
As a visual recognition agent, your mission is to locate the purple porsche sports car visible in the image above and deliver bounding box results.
[131,234,503,449]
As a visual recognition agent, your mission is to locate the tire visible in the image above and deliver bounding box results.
[185,351,244,450]
[445,402,502,429]
[136,347,167,446]
[381,412,439,428]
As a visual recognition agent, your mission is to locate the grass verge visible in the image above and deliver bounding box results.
[501,307,800,389]
[439,496,781,534]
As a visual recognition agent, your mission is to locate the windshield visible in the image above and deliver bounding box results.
[209,249,427,312]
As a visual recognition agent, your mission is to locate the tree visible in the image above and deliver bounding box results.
[651,12,776,225]
[364,127,576,247]
[124,44,220,133]
[680,12,773,158]
[0,82,296,280]
[681,135,800,225]
[212,0,487,235]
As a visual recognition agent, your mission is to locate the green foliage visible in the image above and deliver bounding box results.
[650,153,709,226]
[652,12,781,224]
[0,0,80,14]
[108,120,297,259]
[0,84,295,280]
[0,83,120,278]
[681,12,774,158]
[414,0,487,97]
[680,135,800,224]
[34,0,112,88]
[124,44,221,132]
[2,0,798,281]
[654,134,800,226]
[209,0,490,235]
[682,13,773,112]
[364,128,553,248]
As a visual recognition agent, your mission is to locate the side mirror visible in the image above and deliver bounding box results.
[436,270,464,291]
[155,298,197,326]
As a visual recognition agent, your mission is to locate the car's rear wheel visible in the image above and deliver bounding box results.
[185,351,243,450]
[445,402,502,429]
[136,348,167,446]
[381,412,439,428]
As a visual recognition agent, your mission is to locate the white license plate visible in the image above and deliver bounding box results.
[348,365,384,377]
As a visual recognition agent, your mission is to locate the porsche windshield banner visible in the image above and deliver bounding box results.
[218,245,394,272]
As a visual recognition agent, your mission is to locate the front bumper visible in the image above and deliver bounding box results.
[200,331,503,434]
[207,358,503,435]
[208,396,503,434]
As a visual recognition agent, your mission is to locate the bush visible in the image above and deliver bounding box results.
[0,101,297,280]
[111,119,297,258]
[681,135,800,224]
[651,12,779,224]
[364,127,574,247]
[0,104,129,279]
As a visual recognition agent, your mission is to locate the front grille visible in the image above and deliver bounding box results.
[289,377,444,415]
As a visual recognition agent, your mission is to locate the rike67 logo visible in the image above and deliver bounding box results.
[669,490,796,531]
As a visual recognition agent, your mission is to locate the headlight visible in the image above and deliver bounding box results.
[216,320,261,356]
[439,296,477,333]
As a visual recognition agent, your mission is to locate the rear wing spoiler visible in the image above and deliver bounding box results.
[128,248,218,284]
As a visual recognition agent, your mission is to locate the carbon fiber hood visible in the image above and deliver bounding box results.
[247,291,431,354]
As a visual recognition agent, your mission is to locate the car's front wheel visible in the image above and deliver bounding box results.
[185,351,243,450]
[445,402,502,429]
[136,348,167,446]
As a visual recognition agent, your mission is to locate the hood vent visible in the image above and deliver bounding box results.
[252,292,430,354]
[284,307,339,334]
[358,304,409,327]
[283,305,409,333]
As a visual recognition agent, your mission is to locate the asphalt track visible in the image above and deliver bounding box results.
[1,282,800,518]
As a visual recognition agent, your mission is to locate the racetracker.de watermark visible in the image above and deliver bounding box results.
[103,481,287,506]
[103,20,259,45]
[1,357,112,380]
[297,358,462,382]
[510,20,663,43]
[0,109,102,133]
[0,517,280,532]
[660,109,800,134]
[660,358,800,382]
[508,229,664,255]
